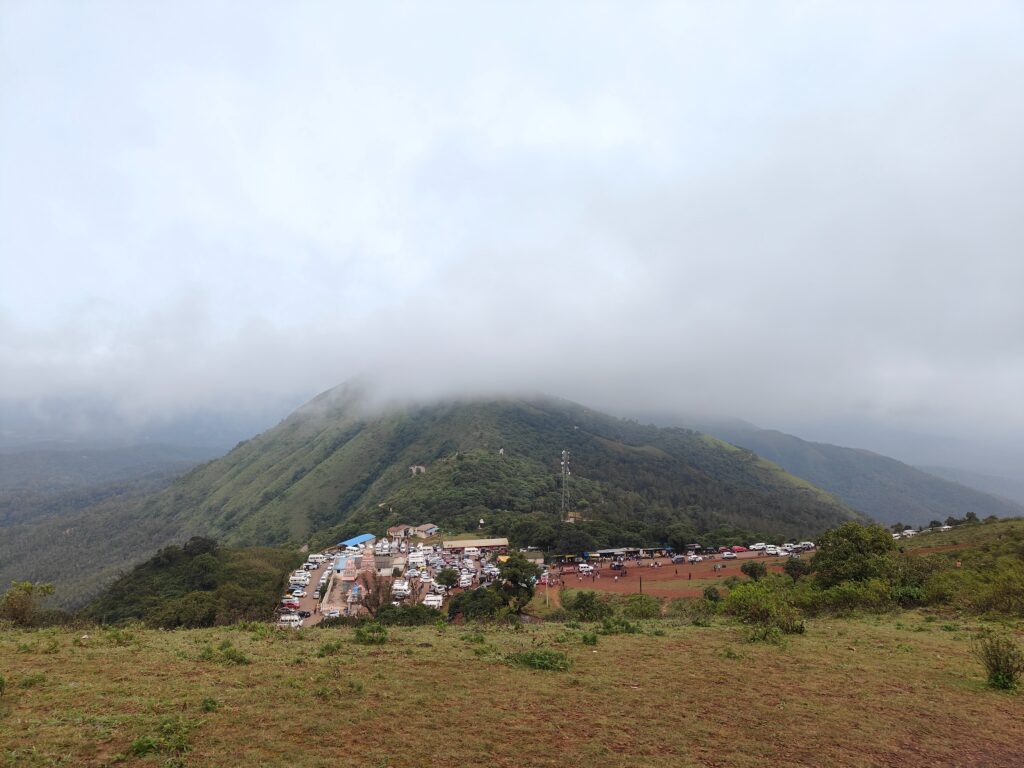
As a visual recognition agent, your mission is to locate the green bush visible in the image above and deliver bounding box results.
[723,581,804,635]
[741,561,768,582]
[376,603,443,626]
[317,640,344,657]
[598,616,640,635]
[973,633,1024,690]
[507,649,570,671]
[703,586,722,603]
[201,697,218,712]
[621,594,661,620]
[354,621,388,645]
[18,672,45,688]
[447,586,505,620]
[0,673,5,697]
[129,716,193,757]
[565,591,613,621]
[581,632,598,646]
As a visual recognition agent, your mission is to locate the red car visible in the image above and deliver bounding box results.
[731,545,748,553]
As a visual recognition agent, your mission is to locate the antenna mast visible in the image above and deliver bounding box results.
[560,449,572,523]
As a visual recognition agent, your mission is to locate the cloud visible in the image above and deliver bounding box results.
[1,1,1023,467]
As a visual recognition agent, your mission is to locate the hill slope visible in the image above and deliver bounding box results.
[678,421,1024,527]
[6,390,867,608]
[139,391,863,548]
[919,465,1024,507]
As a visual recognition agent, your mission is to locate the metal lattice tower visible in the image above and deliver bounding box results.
[560,449,572,523]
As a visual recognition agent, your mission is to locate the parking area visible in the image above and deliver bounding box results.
[276,539,512,627]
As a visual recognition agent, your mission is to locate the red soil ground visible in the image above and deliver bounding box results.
[543,552,795,599]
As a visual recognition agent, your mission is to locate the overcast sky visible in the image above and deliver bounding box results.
[2,2,1023,469]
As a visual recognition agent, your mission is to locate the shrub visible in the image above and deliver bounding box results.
[447,586,505,620]
[973,633,1024,690]
[565,591,612,621]
[621,594,661,620]
[129,716,192,757]
[703,586,722,603]
[18,672,45,688]
[581,632,598,646]
[783,558,812,581]
[0,673,5,697]
[376,604,443,626]
[723,581,804,635]
[220,645,250,665]
[317,640,344,657]
[598,616,640,635]
[201,697,218,712]
[741,561,768,582]
[354,621,388,645]
[507,649,570,671]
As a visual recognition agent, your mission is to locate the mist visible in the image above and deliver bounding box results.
[2,2,1023,473]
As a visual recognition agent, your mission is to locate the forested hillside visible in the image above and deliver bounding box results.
[83,537,299,627]
[4,389,866,608]
[139,391,863,550]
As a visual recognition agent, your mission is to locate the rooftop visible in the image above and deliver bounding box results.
[338,533,376,548]
[442,537,509,549]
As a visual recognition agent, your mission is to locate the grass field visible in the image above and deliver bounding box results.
[2,613,1021,767]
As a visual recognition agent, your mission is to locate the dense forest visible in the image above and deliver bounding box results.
[83,537,300,627]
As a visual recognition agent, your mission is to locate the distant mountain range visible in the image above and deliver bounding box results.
[917,466,1024,508]
[665,419,1024,527]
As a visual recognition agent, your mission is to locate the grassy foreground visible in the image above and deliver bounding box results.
[1,614,1021,768]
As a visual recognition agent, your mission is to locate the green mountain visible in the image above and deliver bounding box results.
[5,390,867,608]
[138,389,862,547]
[676,421,1024,527]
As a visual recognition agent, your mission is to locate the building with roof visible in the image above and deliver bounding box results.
[338,533,376,549]
[387,524,413,538]
[414,523,439,538]
[442,537,509,553]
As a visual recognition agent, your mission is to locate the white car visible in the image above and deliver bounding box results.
[722,551,737,560]
[687,554,703,563]
[423,594,443,609]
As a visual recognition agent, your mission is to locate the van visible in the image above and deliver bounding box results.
[458,574,473,589]
[463,547,480,559]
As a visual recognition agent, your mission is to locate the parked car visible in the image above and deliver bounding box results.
[670,554,687,564]
[722,551,737,560]
[324,609,341,619]
[687,554,703,563]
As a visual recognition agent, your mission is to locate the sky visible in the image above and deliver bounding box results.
[1,2,1023,472]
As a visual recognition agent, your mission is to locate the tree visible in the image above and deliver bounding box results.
[783,557,812,581]
[435,567,458,590]
[359,570,393,617]
[666,522,698,553]
[810,523,896,588]
[0,581,55,627]
[740,561,768,582]
[929,520,942,530]
[965,511,979,524]
[496,551,542,612]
